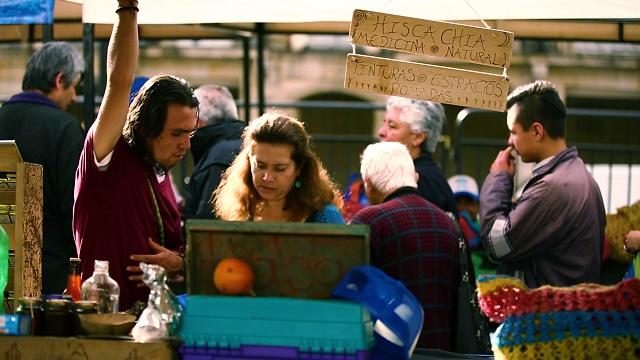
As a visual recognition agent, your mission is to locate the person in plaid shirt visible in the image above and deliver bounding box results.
[350,142,460,351]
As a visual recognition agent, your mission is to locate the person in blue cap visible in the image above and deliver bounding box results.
[448,175,481,249]
[448,175,497,276]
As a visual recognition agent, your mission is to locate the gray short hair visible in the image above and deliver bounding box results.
[22,42,84,93]
[361,142,417,194]
[193,84,239,126]
[386,96,446,153]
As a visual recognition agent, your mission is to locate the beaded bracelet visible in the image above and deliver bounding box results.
[178,251,186,272]
[115,5,139,14]
[172,250,186,273]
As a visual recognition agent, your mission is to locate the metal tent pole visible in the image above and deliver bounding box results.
[256,23,265,116]
[82,23,95,132]
[242,37,251,122]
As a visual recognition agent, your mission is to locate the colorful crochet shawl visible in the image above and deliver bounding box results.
[476,275,640,359]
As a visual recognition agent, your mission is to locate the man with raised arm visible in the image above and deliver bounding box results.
[73,0,199,310]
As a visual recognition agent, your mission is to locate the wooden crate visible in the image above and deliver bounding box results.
[186,220,369,299]
[0,141,43,312]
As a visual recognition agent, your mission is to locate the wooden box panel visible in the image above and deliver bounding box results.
[186,220,369,299]
[0,141,43,312]
[0,336,176,359]
[14,162,43,307]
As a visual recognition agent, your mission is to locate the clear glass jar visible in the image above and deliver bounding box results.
[81,260,120,313]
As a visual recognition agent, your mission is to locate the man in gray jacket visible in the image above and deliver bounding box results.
[480,80,605,288]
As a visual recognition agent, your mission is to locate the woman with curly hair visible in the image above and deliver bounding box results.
[213,112,344,223]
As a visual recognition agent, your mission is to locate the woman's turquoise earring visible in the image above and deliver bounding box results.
[295,179,301,189]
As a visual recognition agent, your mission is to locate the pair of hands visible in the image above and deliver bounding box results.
[625,230,640,254]
[126,237,184,287]
[490,145,517,177]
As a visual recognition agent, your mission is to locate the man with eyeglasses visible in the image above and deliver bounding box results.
[73,0,199,311]
[480,80,605,288]
[0,42,85,295]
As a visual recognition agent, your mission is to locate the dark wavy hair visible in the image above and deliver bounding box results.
[213,112,343,221]
[506,80,566,139]
[123,74,199,158]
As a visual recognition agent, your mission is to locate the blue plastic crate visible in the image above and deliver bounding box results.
[179,295,374,357]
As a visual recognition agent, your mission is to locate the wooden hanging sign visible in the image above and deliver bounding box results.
[350,9,513,69]
[345,54,508,111]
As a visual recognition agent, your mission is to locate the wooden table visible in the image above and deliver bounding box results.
[0,336,177,359]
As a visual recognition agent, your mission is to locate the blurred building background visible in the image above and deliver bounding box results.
[1,29,639,213]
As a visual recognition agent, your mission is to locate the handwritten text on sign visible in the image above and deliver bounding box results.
[350,9,513,68]
[345,54,508,111]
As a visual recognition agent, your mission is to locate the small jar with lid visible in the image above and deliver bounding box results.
[43,298,73,336]
[16,297,44,336]
[73,300,98,335]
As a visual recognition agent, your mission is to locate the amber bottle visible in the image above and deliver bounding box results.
[62,257,82,301]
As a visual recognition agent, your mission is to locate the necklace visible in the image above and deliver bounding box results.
[146,176,165,246]
[153,163,165,177]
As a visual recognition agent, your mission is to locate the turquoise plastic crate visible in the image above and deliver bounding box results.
[180,295,374,355]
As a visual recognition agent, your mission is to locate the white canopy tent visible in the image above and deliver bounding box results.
[4,1,637,42]
[80,0,640,41]
[83,0,640,23]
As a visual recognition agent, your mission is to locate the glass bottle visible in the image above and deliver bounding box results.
[81,260,120,313]
[0,225,8,314]
[63,257,82,301]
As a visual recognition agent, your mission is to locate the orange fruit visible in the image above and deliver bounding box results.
[213,257,256,296]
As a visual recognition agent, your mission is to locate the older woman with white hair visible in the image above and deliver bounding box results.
[378,97,457,215]
[350,141,460,351]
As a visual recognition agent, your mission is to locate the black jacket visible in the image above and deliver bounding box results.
[183,120,244,219]
[414,152,458,216]
[0,92,84,294]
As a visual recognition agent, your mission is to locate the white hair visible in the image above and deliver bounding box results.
[194,84,239,125]
[360,142,417,194]
[386,96,446,153]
